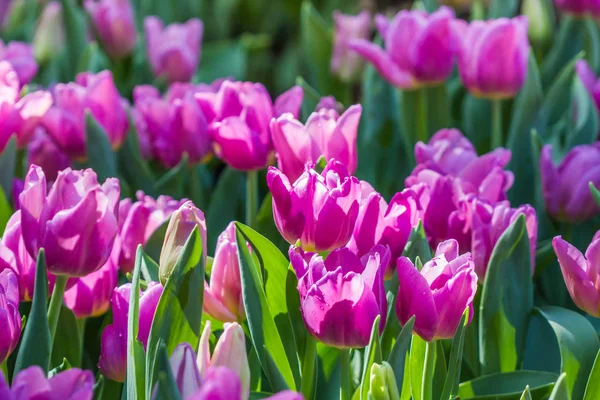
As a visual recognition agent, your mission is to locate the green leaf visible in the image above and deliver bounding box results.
[488,0,519,17]
[300,1,333,95]
[541,16,585,87]
[0,137,16,199]
[520,386,533,400]
[144,220,169,264]
[14,249,50,374]
[422,0,438,12]
[76,42,109,74]
[440,309,469,400]
[153,155,188,200]
[206,167,245,251]
[583,349,600,400]
[479,215,533,374]
[567,72,599,149]
[386,317,414,393]
[425,84,451,135]
[84,112,118,182]
[590,183,600,207]
[98,377,123,400]
[458,371,558,399]
[146,227,205,396]
[409,335,427,400]
[585,18,600,71]
[196,40,247,83]
[59,0,88,79]
[50,306,82,368]
[118,112,156,196]
[537,306,600,399]
[462,95,491,154]
[548,373,570,400]
[153,341,182,400]
[295,76,321,121]
[0,186,13,236]
[360,316,382,399]
[141,252,160,283]
[48,358,71,377]
[235,223,297,391]
[127,246,147,400]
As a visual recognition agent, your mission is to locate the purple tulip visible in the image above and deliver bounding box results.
[27,128,71,182]
[349,7,457,89]
[0,40,38,86]
[99,282,163,382]
[0,366,94,400]
[331,11,371,82]
[0,61,52,151]
[289,245,388,348]
[85,0,137,59]
[270,105,361,183]
[396,239,478,341]
[19,165,120,277]
[268,160,361,252]
[187,367,242,400]
[118,191,186,273]
[144,16,203,83]
[203,222,244,322]
[0,269,20,364]
[454,16,530,99]
[576,60,600,115]
[554,0,600,16]
[32,2,66,64]
[132,83,211,167]
[12,179,23,210]
[540,143,600,222]
[211,81,303,171]
[315,96,343,113]
[471,200,538,281]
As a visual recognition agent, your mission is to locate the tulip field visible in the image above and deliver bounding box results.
[2,0,600,399]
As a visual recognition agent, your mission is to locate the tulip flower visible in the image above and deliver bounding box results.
[12,179,23,210]
[203,222,244,322]
[0,39,38,85]
[0,269,20,364]
[159,201,207,285]
[19,165,120,277]
[270,105,361,182]
[454,16,530,99]
[396,240,478,341]
[211,81,303,171]
[554,0,600,17]
[0,61,52,151]
[331,11,371,83]
[471,200,538,281]
[132,84,211,167]
[289,245,388,348]
[553,232,600,317]
[576,60,600,114]
[268,160,361,252]
[0,366,94,399]
[315,96,343,113]
[144,16,203,83]
[540,144,600,222]
[32,2,66,63]
[85,0,137,59]
[349,7,457,89]
[98,282,163,382]
[27,128,71,182]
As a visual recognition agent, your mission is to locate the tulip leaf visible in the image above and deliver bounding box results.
[84,112,118,182]
[295,76,321,121]
[206,167,245,251]
[13,249,51,374]
[590,182,600,207]
[386,317,415,394]
[144,220,169,265]
[360,316,382,400]
[76,41,109,75]
[462,94,491,153]
[585,18,600,71]
[520,386,533,400]
[537,306,600,399]
[127,246,147,400]
[0,136,16,199]
[409,335,446,400]
[196,40,247,83]
[548,373,570,400]
[286,267,307,361]
[583,349,600,400]
[440,309,469,400]
[153,154,188,200]
[0,186,13,236]
[458,370,558,399]
[479,215,533,374]
[541,16,585,88]
[141,252,160,283]
[235,223,297,391]
[488,0,519,18]
[299,1,332,95]
[146,226,205,397]
[118,112,156,196]
[59,0,88,79]
[48,358,71,377]
[153,341,182,400]
[422,0,438,12]
[425,84,451,135]
[50,305,82,369]
[567,73,599,149]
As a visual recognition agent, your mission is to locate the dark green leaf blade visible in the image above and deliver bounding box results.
[458,370,558,399]
[127,246,147,400]
[85,112,118,182]
[360,316,382,399]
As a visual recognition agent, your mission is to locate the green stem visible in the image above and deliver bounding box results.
[471,0,485,20]
[340,349,351,400]
[15,148,26,178]
[47,275,68,348]
[246,170,258,228]
[416,88,429,145]
[421,340,436,400]
[77,317,86,365]
[491,99,503,150]
[301,336,317,400]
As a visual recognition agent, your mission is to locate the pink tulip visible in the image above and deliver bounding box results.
[0,269,20,364]
[315,96,343,113]
[27,128,71,182]
[289,245,388,348]
[0,40,38,86]
[270,105,361,182]
[349,7,457,89]
[396,240,478,341]
[0,366,94,400]
[331,11,371,82]
[554,0,600,17]
[85,0,137,59]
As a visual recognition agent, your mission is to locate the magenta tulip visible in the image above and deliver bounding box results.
[19,165,120,277]
[349,7,457,89]
[540,143,600,222]
[268,160,361,252]
[289,245,388,348]
[554,0,600,17]
[0,39,38,86]
[0,366,94,400]
[144,16,203,83]
[187,367,241,400]
[0,61,52,151]
[315,96,343,113]
[331,11,371,82]
[396,239,478,341]
[270,105,361,183]
[85,0,137,59]
[0,269,20,364]
[454,16,530,99]
[27,128,71,182]
[576,60,600,115]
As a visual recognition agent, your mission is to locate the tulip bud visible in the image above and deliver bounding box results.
[169,343,203,398]
[33,2,66,64]
[331,11,370,83]
[369,362,400,400]
[522,0,554,51]
[159,201,207,285]
[0,269,20,365]
[85,0,137,59]
[0,39,38,86]
[1,366,94,398]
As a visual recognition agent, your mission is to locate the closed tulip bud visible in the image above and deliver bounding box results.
[271,105,361,183]
[290,245,388,348]
[522,0,554,49]
[0,39,38,86]
[0,269,20,365]
[349,7,457,89]
[540,144,600,222]
[315,96,343,113]
[169,343,203,398]
[553,232,600,317]
[159,201,207,285]
[204,222,244,322]
[0,61,52,151]
[454,16,530,99]
[33,2,66,63]
[268,159,361,252]
[396,240,478,341]
[576,60,600,115]
[27,128,71,182]
[331,11,371,83]
[85,0,137,59]
[144,16,203,83]
[369,362,400,400]
[1,366,94,399]
[19,165,120,277]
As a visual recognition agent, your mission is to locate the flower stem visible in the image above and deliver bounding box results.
[421,340,436,400]
[416,88,429,145]
[246,170,258,228]
[47,275,68,348]
[491,99,503,150]
[340,348,351,400]
[301,336,317,400]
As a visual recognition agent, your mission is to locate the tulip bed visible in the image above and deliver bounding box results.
[1,0,600,399]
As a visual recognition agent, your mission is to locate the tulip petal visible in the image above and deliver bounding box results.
[432,268,477,339]
[348,40,415,89]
